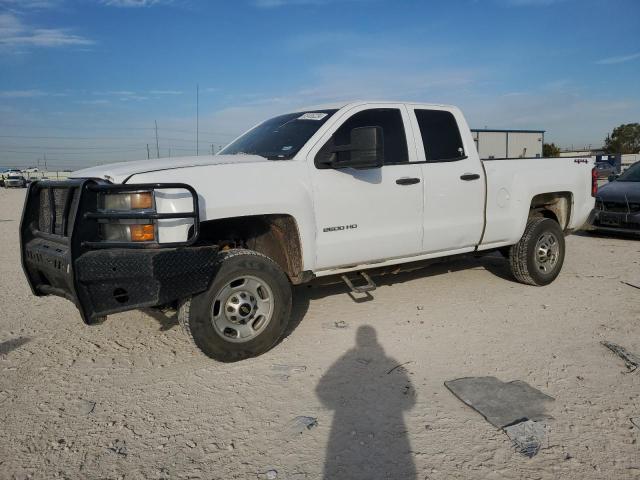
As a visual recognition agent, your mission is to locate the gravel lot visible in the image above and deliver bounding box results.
[1,187,639,479]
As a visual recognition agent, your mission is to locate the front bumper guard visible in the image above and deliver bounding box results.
[20,179,219,324]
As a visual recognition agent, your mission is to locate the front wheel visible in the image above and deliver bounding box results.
[507,217,565,286]
[178,249,292,362]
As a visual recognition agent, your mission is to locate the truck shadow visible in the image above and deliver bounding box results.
[282,253,513,340]
[299,252,514,304]
[574,229,640,241]
[142,308,180,331]
[147,253,514,337]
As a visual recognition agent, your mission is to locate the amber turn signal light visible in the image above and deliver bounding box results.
[130,224,155,242]
[130,192,153,209]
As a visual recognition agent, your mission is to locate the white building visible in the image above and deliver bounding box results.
[472,129,544,159]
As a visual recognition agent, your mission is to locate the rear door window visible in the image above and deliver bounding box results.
[414,109,465,162]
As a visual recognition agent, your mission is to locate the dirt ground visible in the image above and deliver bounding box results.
[1,187,639,480]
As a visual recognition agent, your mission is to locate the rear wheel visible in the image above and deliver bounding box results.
[178,249,292,362]
[508,217,565,286]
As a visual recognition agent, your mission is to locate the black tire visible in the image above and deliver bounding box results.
[178,249,292,362]
[508,217,565,286]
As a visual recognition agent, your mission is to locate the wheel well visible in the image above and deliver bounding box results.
[197,214,305,283]
[528,192,572,230]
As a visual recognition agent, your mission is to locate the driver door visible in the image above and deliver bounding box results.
[307,104,424,270]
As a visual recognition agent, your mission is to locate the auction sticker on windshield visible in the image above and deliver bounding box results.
[298,112,328,121]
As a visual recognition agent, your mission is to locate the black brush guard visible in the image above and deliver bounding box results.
[20,179,219,324]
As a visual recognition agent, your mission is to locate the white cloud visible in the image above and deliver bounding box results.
[0,89,47,98]
[501,0,566,5]
[77,99,111,105]
[0,0,62,9]
[120,95,148,101]
[102,0,170,6]
[150,90,183,95]
[94,90,137,96]
[595,52,640,65]
[0,13,93,50]
[254,0,353,7]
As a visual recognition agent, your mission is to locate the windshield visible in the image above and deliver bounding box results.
[616,162,640,182]
[221,109,338,160]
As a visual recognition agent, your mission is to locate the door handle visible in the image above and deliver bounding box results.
[460,173,481,181]
[396,177,421,185]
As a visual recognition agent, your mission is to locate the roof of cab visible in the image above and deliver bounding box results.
[300,100,456,111]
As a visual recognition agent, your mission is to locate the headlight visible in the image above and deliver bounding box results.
[99,192,154,211]
[99,191,156,242]
[101,222,156,242]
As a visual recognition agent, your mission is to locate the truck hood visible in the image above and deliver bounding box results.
[71,154,270,184]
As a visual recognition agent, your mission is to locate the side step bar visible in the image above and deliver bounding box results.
[341,271,377,294]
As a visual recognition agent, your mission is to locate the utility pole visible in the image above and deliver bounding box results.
[155,120,160,158]
[196,83,199,156]
[147,144,150,160]
[210,143,214,155]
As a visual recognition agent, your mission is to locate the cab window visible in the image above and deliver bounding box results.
[316,108,409,166]
[414,109,465,162]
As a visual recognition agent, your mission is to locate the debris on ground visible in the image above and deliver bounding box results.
[387,361,414,375]
[270,364,307,381]
[321,320,351,330]
[621,281,640,290]
[601,341,640,372]
[286,416,318,435]
[631,417,640,429]
[504,419,547,458]
[0,336,31,357]
[257,469,278,479]
[445,376,554,427]
[107,439,127,457]
[445,376,554,457]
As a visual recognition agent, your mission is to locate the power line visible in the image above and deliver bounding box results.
[0,149,145,155]
[0,144,143,150]
[0,124,239,137]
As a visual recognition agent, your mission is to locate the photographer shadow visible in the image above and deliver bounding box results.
[316,326,417,480]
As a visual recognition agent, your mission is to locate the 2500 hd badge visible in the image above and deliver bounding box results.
[323,224,358,233]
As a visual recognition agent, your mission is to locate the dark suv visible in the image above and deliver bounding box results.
[589,161,640,235]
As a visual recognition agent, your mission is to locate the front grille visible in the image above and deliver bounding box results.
[600,201,640,213]
[38,187,80,236]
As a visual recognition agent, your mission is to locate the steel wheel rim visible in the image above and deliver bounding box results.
[210,275,274,343]
[534,232,560,273]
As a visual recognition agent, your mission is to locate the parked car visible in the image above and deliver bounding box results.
[595,161,616,179]
[19,101,597,361]
[588,161,640,235]
[4,174,27,188]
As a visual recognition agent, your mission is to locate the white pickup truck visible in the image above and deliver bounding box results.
[20,101,597,361]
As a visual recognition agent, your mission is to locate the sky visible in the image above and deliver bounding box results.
[0,0,639,170]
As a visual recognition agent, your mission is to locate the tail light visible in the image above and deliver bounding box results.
[591,167,598,197]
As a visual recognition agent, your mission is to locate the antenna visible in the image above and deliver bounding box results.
[196,83,199,156]
[155,120,160,158]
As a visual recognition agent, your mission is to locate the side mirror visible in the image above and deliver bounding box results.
[316,126,384,170]
[347,126,384,169]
